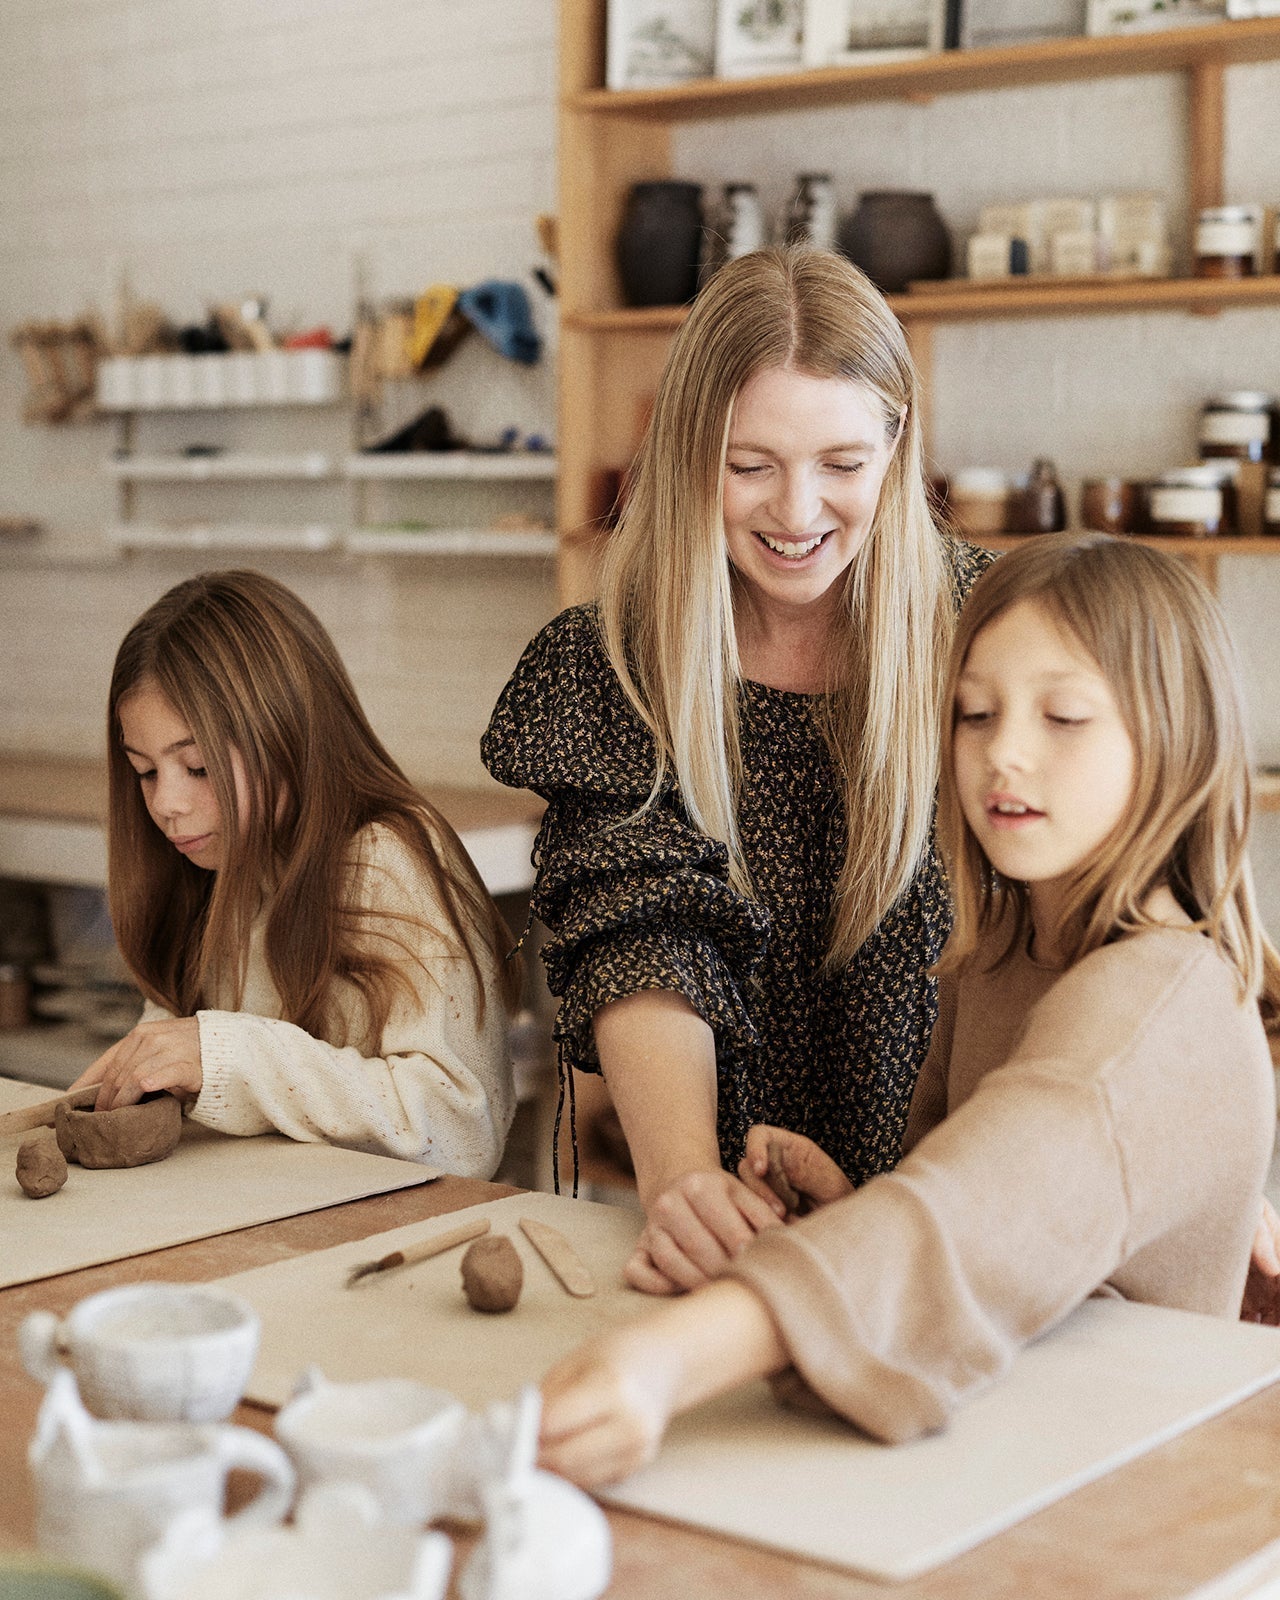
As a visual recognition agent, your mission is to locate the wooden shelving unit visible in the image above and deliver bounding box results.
[557,7,1280,603]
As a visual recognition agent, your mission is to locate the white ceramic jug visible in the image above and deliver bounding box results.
[29,1371,294,1599]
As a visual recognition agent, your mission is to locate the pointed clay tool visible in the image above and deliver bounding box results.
[519,1216,596,1298]
[346,1215,491,1286]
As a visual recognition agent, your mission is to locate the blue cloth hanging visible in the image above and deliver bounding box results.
[457,280,542,365]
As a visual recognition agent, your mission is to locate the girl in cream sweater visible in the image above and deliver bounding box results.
[538,533,1280,1483]
[71,570,517,1176]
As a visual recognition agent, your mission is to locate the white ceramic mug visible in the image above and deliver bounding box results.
[30,1371,294,1599]
[274,1368,466,1526]
[20,1282,260,1423]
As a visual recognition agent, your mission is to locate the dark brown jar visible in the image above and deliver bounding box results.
[1198,392,1277,465]
[1147,464,1238,538]
[1194,206,1261,279]
[1266,468,1280,537]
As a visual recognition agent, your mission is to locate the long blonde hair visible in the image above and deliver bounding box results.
[108,570,520,1046]
[598,246,957,967]
[938,532,1280,1018]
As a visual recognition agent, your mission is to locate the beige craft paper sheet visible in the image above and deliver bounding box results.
[0,1076,434,1288]
[213,1187,1280,1583]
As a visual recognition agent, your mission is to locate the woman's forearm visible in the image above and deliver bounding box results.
[593,989,721,1205]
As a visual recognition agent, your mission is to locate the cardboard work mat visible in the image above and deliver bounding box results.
[0,1077,435,1288]
[212,1188,1280,1583]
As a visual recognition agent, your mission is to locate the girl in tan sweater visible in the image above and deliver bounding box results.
[70,570,518,1176]
[539,533,1280,1485]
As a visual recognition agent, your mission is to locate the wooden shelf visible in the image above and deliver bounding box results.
[569,16,1280,120]
[107,522,338,552]
[565,274,1280,331]
[980,534,1280,556]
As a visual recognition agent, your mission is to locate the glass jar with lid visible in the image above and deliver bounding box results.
[1198,392,1277,466]
[1194,205,1262,278]
[1148,463,1239,538]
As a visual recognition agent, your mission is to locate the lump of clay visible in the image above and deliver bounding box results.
[16,1128,68,1197]
[461,1234,523,1313]
[55,1091,182,1170]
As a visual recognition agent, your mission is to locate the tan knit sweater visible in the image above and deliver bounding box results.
[143,822,514,1177]
[729,925,1275,1444]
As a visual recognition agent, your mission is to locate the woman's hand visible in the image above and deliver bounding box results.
[626,1168,785,1295]
[70,1018,203,1112]
[1242,1196,1280,1324]
[738,1124,854,1215]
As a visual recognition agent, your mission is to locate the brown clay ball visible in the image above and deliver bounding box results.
[55,1091,183,1169]
[461,1234,523,1313]
[16,1128,68,1198]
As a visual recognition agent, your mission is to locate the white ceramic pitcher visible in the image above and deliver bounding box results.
[29,1371,294,1599]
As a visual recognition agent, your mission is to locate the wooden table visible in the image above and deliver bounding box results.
[6,1178,1280,1600]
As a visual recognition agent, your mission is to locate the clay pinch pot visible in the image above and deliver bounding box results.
[55,1090,182,1169]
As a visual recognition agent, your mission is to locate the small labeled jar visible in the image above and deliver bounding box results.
[1266,468,1280,537]
[0,962,29,1029]
[1198,392,1277,465]
[948,468,1009,538]
[1147,463,1238,538]
[1194,205,1262,278]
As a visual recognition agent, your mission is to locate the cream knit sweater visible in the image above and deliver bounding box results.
[143,822,514,1177]
[730,925,1275,1443]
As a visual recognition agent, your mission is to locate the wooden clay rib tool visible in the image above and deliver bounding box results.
[346,1216,491,1286]
[0,1085,98,1139]
[519,1216,596,1297]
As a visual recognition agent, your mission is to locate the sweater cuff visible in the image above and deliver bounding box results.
[191,1010,273,1135]
[726,1222,953,1446]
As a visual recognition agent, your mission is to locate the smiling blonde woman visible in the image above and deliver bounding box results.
[483,246,992,1293]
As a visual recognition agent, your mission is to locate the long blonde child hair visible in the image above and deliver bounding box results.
[938,532,1280,1018]
[598,246,957,967]
[108,570,520,1047]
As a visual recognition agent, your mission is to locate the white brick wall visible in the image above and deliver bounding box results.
[0,0,559,788]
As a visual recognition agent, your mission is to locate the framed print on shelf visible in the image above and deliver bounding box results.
[1085,0,1226,35]
[606,0,717,90]
[715,0,805,78]
[802,0,946,66]
[958,0,1086,48]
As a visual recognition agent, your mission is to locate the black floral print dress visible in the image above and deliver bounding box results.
[482,538,993,1185]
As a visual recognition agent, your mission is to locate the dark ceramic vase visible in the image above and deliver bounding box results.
[616,180,704,307]
[838,191,951,295]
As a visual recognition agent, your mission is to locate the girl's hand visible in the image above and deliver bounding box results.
[626,1169,785,1296]
[1242,1196,1280,1324]
[738,1124,854,1215]
[70,1018,203,1112]
[539,1322,684,1487]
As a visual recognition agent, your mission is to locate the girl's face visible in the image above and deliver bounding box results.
[953,599,1136,930]
[722,366,900,622]
[118,681,247,872]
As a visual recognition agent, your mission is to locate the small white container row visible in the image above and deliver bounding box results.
[96,350,345,410]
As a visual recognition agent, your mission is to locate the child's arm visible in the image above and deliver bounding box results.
[191,826,513,1175]
[539,1278,787,1487]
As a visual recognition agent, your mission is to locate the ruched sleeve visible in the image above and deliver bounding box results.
[482,605,770,1075]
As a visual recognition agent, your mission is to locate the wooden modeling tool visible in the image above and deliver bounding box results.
[519,1216,596,1297]
[0,1085,98,1140]
[346,1216,491,1286]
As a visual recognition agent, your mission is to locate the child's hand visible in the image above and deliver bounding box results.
[70,1018,203,1112]
[738,1125,854,1215]
[1242,1196,1280,1324]
[539,1322,684,1488]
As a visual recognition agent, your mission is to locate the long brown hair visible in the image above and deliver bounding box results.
[938,532,1280,1018]
[598,246,957,967]
[108,570,520,1045]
